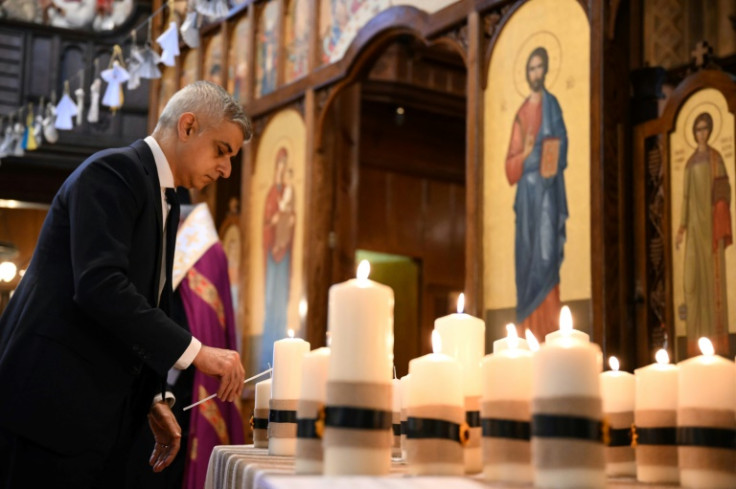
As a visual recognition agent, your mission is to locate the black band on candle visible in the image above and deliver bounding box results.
[324,406,392,430]
[392,423,401,436]
[400,420,407,435]
[532,414,603,443]
[635,427,677,446]
[253,418,269,430]
[296,418,319,439]
[481,418,531,441]
[407,417,461,443]
[466,410,481,428]
[678,426,736,449]
[608,427,632,447]
[269,409,297,424]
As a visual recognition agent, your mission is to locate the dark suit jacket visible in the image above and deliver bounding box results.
[0,140,192,456]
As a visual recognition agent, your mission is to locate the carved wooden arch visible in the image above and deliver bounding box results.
[633,69,736,364]
[314,5,467,149]
[480,0,590,91]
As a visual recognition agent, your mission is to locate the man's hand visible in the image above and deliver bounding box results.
[148,402,182,473]
[192,345,245,402]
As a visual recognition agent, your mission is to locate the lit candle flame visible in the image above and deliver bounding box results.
[525,329,540,352]
[559,306,573,333]
[288,329,294,339]
[432,329,442,354]
[506,323,519,349]
[655,349,669,365]
[457,293,465,314]
[326,331,332,347]
[357,260,370,280]
[698,337,714,356]
[608,356,620,372]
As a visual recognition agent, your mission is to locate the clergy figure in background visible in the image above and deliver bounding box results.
[261,148,295,370]
[676,112,732,356]
[505,46,569,338]
[173,203,245,489]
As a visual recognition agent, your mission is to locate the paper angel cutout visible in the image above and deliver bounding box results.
[22,110,38,151]
[101,60,130,110]
[12,122,25,156]
[196,0,229,20]
[136,45,162,80]
[126,46,143,90]
[43,103,59,144]
[0,125,13,158]
[33,114,43,146]
[180,11,200,48]
[88,78,101,123]
[74,87,85,126]
[156,21,180,67]
[55,92,78,130]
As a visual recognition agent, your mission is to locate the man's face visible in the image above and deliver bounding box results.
[527,54,546,93]
[694,121,711,145]
[175,117,243,190]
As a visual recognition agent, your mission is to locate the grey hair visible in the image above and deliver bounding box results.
[155,81,252,141]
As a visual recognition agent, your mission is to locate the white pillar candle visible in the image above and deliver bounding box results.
[434,293,485,473]
[391,377,402,458]
[269,330,310,456]
[406,331,465,475]
[295,347,330,474]
[600,356,636,477]
[545,305,589,343]
[634,349,679,483]
[677,338,736,489]
[400,373,411,460]
[253,379,271,448]
[481,324,533,484]
[324,260,394,475]
[532,308,605,488]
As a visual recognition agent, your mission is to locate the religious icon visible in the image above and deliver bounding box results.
[284,0,309,82]
[504,45,568,338]
[228,15,250,102]
[675,111,732,356]
[256,1,279,97]
[260,147,297,370]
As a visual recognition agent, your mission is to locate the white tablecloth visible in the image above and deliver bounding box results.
[204,445,655,489]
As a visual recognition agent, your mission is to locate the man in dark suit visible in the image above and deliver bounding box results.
[0,81,251,488]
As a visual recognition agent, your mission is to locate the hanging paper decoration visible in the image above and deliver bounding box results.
[74,87,85,126]
[55,82,78,130]
[33,103,44,147]
[88,78,101,123]
[195,0,229,20]
[43,102,59,144]
[101,60,130,111]
[0,119,12,158]
[12,121,25,157]
[136,44,162,80]
[126,45,143,90]
[156,21,180,67]
[180,10,200,48]
[22,104,38,151]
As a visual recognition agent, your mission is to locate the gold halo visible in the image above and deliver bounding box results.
[513,31,563,98]
[682,102,723,149]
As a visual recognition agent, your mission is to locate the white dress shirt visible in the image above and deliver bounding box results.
[144,136,202,370]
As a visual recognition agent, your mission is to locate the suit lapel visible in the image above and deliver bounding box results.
[131,139,164,305]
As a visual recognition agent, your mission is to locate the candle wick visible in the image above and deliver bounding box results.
[393,365,397,380]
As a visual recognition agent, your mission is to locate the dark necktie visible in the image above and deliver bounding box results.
[162,188,180,312]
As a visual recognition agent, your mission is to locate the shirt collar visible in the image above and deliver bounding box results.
[144,135,175,189]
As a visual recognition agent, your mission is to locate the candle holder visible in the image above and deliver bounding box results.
[323,380,393,475]
[481,399,532,483]
[268,398,298,455]
[252,408,269,448]
[603,412,635,476]
[632,412,678,483]
[406,405,468,475]
[294,400,323,473]
[392,409,401,459]
[464,395,482,473]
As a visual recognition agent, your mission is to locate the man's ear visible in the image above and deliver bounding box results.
[177,113,197,140]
